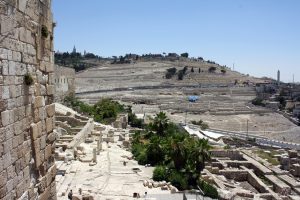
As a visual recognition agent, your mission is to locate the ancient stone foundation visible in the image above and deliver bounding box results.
[0,0,56,199]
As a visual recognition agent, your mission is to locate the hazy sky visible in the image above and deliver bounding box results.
[53,0,300,82]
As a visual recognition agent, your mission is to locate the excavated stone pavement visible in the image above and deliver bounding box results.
[56,141,170,200]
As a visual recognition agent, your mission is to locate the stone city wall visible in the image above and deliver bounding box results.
[54,65,75,102]
[0,0,56,199]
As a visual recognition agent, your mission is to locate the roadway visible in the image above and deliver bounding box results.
[185,124,300,150]
[208,128,300,150]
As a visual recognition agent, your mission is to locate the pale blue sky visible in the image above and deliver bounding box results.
[53,0,300,82]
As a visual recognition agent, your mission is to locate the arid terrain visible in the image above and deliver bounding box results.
[75,60,300,143]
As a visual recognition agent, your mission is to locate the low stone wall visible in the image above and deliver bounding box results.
[210,150,244,160]
[219,170,248,181]
[265,175,291,195]
[56,116,86,127]
[68,119,94,149]
[243,154,273,176]
[226,161,251,168]
[246,170,269,194]
[278,175,300,189]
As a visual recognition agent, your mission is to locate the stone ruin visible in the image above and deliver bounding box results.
[54,65,75,102]
[279,150,300,178]
[0,0,56,199]
[111,113,128,129]
[54,106,132,198]
[203,150,300,200]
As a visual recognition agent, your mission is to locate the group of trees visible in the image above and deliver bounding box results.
[180,52,189,58]
[165,66,205,80]
[178,66,188,80]
[165,67,177,79]
[64,96,125,124]
[131,112,218,198]
[208,66,217,73]
[55,52,100,72]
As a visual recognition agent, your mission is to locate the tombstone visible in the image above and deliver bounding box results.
[97,138,102,155]
[119,134,125,141]
[108,130,114,137]
[93,148,97,163]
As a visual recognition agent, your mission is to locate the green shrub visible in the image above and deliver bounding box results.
[131,143,144,158]
[198,180,219,199]
[146,137,165,165]
[169,171,188,190]
[191,120,209,130]
[136,150,148,165]
[252,97,265,106]
[153,166,167,181]
[128,112,144,128]
[24,73,34,85]
[41,25,49,38]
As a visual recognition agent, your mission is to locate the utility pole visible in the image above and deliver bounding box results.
[246,119,249,140]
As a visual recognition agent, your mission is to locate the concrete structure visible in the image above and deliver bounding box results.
[54,65,75,102]
[0,0,56,199]
[293,103,300,117]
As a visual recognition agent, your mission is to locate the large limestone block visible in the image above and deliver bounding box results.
[30,123,39,140]
[46,104,55,117]
[46,117,54,133]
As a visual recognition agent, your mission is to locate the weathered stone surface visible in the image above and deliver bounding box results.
[0,0,55,199]
[46,104,55,117]
[46,117,53,133]
[1,110,10,126]
[30,123,39,140]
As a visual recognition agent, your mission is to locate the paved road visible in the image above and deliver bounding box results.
[207,128,300,150]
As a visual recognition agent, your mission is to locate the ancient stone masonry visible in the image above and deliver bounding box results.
[0,0,56,199]
[54,65,75,102]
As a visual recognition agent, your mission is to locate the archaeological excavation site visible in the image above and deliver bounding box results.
[1,0,300,200]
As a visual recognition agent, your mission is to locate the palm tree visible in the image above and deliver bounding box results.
[170,139,187,170]
[152,112,169,136]
[190,139,211,172]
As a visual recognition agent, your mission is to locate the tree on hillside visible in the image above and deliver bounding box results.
[178,71,184,80]
[181,53,189,58]
[183,66,188,74]
[208,66,216,73]
[191,67,194,73]
[221,68,226,74]
[198,68,201,73]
